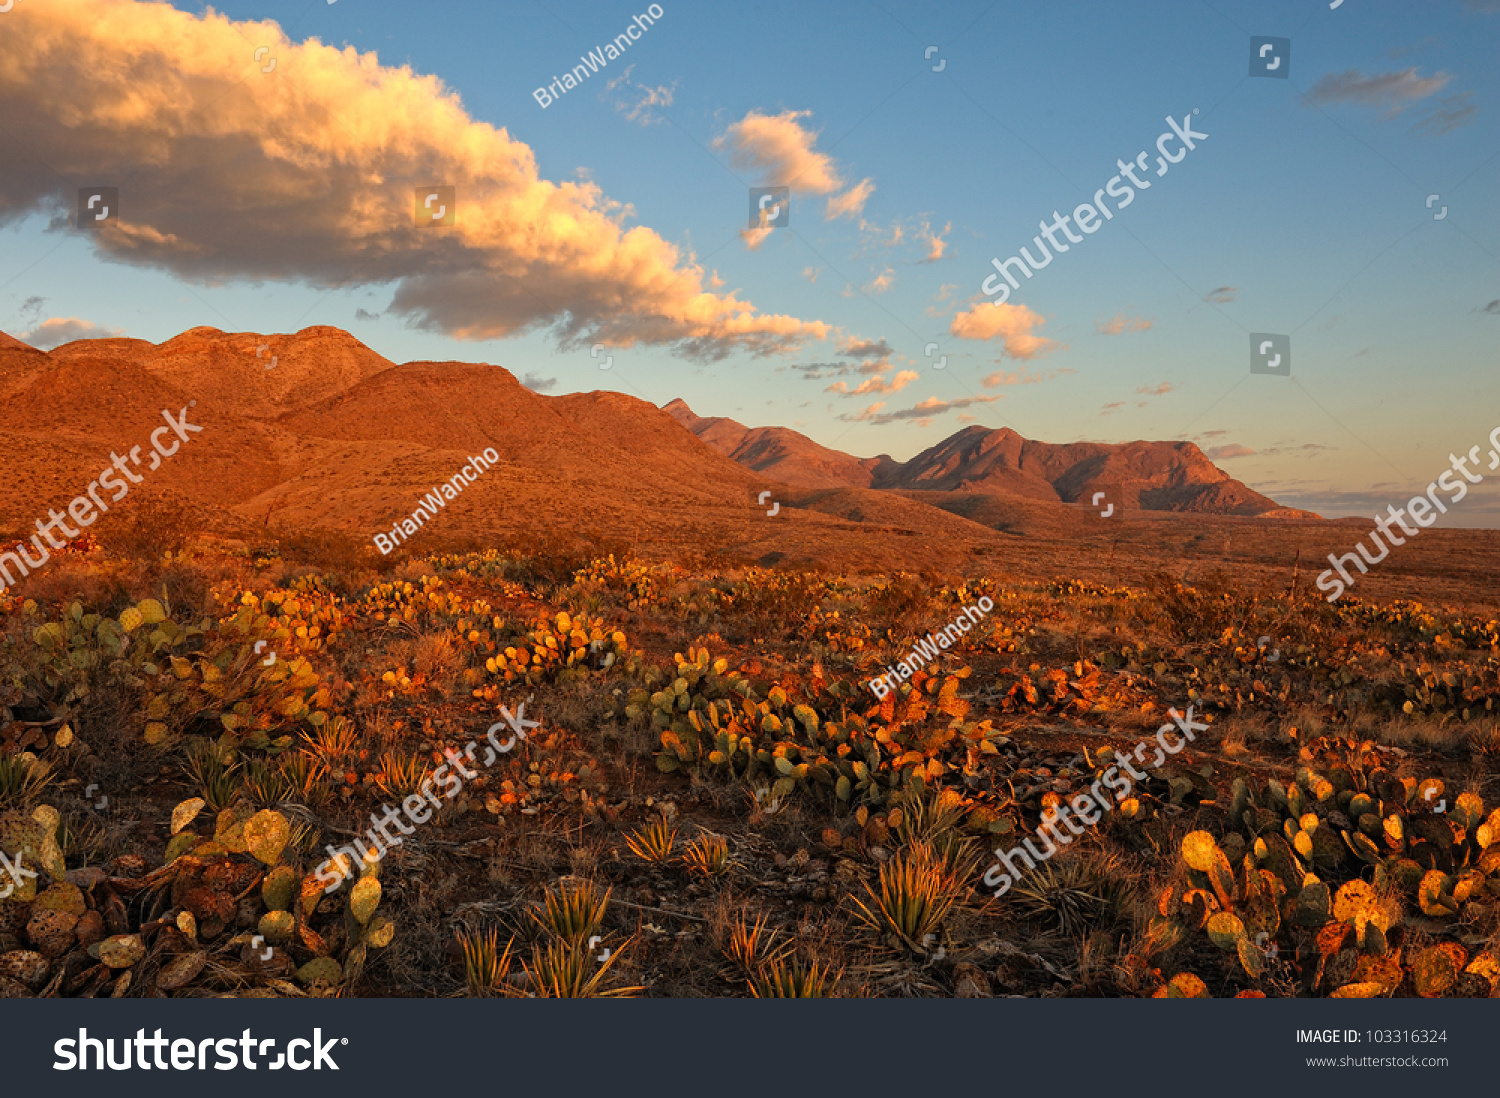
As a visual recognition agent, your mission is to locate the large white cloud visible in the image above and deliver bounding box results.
[0,0,827,359]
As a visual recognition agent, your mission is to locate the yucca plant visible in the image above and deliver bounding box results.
[532,880,609,945]
[240,757,294,808]
[276,751,328,807]
[180,740,240,813]
[749,956,841,998]
[460,927,515,997]
[721,913,791,975]
[1010,853,1136,936]
[683,833,732,877]
[895,789,981,880]
[624,814,677,864]
[304,715,359,768]
[524,940,640,998]
[0,752,54,809]
[849,841,965,950]
[373,752,431,799]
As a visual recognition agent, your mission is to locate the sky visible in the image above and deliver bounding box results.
[1,0,1497,524]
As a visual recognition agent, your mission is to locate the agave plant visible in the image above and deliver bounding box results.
[683,833,732,877]
[624,814,677,864]
[524,940,639,998]
[459,927,515,997]
[849,841,966,950]
[749,956,841,998]
[532,880,610,945]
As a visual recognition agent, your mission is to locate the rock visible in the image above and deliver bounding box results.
[26,908,79,958]
[0,950,49,989]
[75,910,106,947]
[953,962,992,998]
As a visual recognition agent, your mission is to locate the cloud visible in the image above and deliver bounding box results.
[714,109,844,193]
[1136,382,1173,397]
[1413,93,1478,135]
[1207,286,1237,303]
[1097,314,1152,335]
[20,317,124,349]
[1100,401,1125,415]
[1481,300,1500,314]
[825,369,918,397]
[949,302,1057,360]
[713,109,876,228]
[839,336,892,359]
[840,394,1002,424]
[1301,68,1451,116]
[864,267,895,294]
[739,224,775,251]
[521,372,558,392]
[980,367,1073,388]
[825,178,875,220]
[918,221,950,262]
[0,0,827,361]
[602,64,676,125]
[354,308,381,322]
[802,266,820,283]
[1205,444,1254,460]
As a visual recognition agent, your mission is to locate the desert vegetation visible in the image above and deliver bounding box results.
[2,529,1498,998]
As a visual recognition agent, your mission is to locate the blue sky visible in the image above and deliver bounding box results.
[2,0,1497,523]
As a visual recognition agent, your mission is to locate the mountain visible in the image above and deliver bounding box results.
[663,398,895,489]
[0,325,1348,583]
[665,402,1316,519]
[0,326,1013,573]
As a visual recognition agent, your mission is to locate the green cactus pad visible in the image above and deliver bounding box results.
[1206,912,1245,951]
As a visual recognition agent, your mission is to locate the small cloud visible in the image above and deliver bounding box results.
[602,64,677,125]
[839,394,1002,425]
[802,266,821,283]
[709,270,724,289]
[826,369,918,396]
[20,317,124,349]
[918,220,950,262]
[956,414,977,423]
[1205,444,1255,460]
[521,372,557,392]
[787,360,849,380]
[826,178,875,220]
[839,337,892,359]
[863,267,895,295]
[980,367,1072,387]
[1413,92,1477,135]
[1301,68,1451,116]
[1100,401,1125,415]
[1198,429,1228,439]
[740,224,774,251]
[714,109,848,195]
[1480,299,1500,314]
[1097,314,1152,335]
[354,307,381,321]
[1136,382,1173,397]
[949,301,1057,360]
[1207,286,1237,304]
